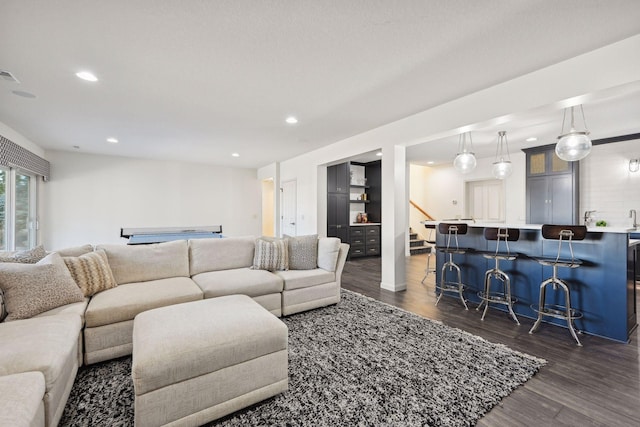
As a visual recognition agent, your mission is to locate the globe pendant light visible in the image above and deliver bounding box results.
[492,131,512,179]
[453,132,476,174]
[555,105,592,161]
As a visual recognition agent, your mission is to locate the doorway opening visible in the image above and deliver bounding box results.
[261,178,275,237]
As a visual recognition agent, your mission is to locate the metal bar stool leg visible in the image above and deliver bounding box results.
[529,279,551,334]
[477,269,493,318]
[504,274,519,324]
[421,248,433,284]
[558,280,582,346]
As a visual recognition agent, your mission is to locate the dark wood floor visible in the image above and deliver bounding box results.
[342,254,640,427]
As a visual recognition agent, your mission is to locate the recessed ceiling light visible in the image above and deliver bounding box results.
[427,161,435,165]
[76,71,98,82]
[231,153,240,157]
[106,137,118,144]
[526,137,538,142]
[285,116,298,124]
[376,152,382,157]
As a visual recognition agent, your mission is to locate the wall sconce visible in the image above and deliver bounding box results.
[630,159,640,173]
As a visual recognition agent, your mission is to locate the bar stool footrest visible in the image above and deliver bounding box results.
[530,304,583,320]
[478,291,517,305]
[436,281,466,293]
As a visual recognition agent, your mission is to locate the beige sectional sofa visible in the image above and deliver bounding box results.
[0,235,349,427]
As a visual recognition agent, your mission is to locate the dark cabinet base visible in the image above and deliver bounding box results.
[350,225,380,258]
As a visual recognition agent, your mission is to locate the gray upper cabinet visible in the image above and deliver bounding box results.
[524,145,579,225]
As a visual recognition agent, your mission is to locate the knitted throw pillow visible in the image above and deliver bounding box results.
[63,249,117,297]
[0,245,47,264]
[0,253,84,321]
[286,234,318,270]
[252,238,289,271]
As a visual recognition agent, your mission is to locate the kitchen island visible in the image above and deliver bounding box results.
[431,222,637,343]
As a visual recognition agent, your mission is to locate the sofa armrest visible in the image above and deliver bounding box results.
[334,243,350,287]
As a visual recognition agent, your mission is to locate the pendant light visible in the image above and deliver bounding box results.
[555,105,592,161]
[492,131,512,179]
[453,132,476,174]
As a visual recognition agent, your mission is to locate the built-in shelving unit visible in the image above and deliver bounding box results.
[327,160,381,257]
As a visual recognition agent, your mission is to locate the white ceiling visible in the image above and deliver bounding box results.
[1,1,639,169]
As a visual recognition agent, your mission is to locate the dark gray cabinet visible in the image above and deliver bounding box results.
[327,192,349,242]
[327,164,350,243]
[327,162,349,194]
[327,161,381,256]
[349,225,380,258]
[524,145,579,225]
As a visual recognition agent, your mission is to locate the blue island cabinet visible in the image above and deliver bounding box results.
[434,223,637,343]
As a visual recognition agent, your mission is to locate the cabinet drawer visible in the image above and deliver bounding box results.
[365,246,380,256]
[365,236,379,245]
[351,236,366,246]
[349,246,366,257]
[350,227,365,237]
[365,226,380,236]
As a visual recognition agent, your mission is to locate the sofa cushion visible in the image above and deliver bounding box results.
[189,236,255,275]
[0,313,82,393]
[0,313,81,427]
[252,238,288,271]
[63,250,117,297]
[98,240,189,284]
[317,237,341,272]
[275,269,336,291]
[0,253,85,321]
[34,299,90,329]
[84,277,203,328]
[0,371,46,427]
[0,245,47,264]
[286,234,318,270]
[56,244,94,257]
[192,268,283,298]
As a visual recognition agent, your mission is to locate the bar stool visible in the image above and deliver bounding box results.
[529,224,587,346]
[435,222,471,310]
[420,223,437,284]
[476,227,520,324]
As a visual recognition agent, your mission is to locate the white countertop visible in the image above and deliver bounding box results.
[420,220,637,234]
[351,222,381,226]
[630,239,640,247]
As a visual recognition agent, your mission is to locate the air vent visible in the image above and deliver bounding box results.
[0,70,20,83]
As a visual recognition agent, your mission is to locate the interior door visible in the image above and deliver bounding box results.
[281,180,297,236]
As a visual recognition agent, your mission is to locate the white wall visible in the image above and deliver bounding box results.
[415,151,527,224]
[0,121,45,157]
[580,139,640,227]
[42,150,261,249]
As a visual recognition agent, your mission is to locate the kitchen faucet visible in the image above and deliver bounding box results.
[630,209,637,228]
[584,210,596,227]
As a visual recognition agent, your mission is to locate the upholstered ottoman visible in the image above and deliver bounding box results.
[132,295,288,427]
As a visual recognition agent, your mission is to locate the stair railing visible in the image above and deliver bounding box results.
[409,200,435,221]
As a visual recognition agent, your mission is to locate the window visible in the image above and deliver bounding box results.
[0,167,37,251]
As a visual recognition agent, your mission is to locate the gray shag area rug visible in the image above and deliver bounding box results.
[60,290,545,426]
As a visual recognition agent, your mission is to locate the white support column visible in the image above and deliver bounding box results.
[380,144,407,291]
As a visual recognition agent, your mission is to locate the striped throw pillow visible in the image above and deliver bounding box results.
[63,250,117,297]
[252,238,289,271]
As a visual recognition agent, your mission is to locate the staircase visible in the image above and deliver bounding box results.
[409,228,431,255]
